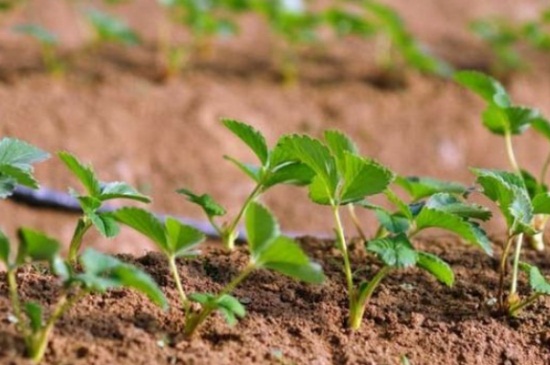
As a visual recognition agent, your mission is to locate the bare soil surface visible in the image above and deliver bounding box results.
[1,237,549,365]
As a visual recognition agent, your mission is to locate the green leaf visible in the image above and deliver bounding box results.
[99,182,150,203]
[454,70,511,107]
[217,294,246,319]
[85,9,140,45]
[223,155,261,183]
[482,104,539,136]
[374,209,410,234]
[114,207,168,251]
[532,192,550,215]
[264,161,314,188]
[0,229,9,264]
[188,293,246,326]
[532,117,550,141]
[58,152,101,197]
[472,168,533,234]
[384,189,413,219]
[416,252,454,286]
[89,212,120,238]
[0,138,49,167]
[255,236,324,284]
[245,202,279,254]
[24,302,43,332]
[415,208,492,255]
[520,262,550,294]
[177,188,226,217]
[164,217,205,258]
[424,193,492,221]
[521,169,546,198]
[280,135,338,199]
[324,130,358,171]
[307,175,333,205]
[367,234,417,268]
[188,292,213,305]
[222,119,269,165]
[0,175,16,199]
[340,153,394,204]
[51,256,71,282]
[16,228,60,264]
[79,248,168,309]
[0,165,39,189]
[13,24,58,45]
[395,176,468,201]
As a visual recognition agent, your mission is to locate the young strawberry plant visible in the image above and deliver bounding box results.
[0,228,167,363]
[57,152,150,264]
[13,24,64,76]
[114,201,324,337]
[84,8,140,48]
[114,207,205,316]
[456,70,550,314]
[178,119,313,251]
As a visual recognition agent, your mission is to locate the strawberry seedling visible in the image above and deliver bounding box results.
[0,228,167,363]
[456,70,550,314]
[183,201,323,337]
[114,207,205,316]
[178,119,313,251]
[84,8,140,48]
[58,152,150,263]
[13,24,64,76]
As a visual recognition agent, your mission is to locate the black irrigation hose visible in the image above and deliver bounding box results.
[10,186,331,241]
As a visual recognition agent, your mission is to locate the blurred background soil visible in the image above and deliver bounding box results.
[2,0,550,254]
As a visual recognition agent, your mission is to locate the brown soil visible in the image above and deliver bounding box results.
[3,0,550,364]
[1,237,549,365]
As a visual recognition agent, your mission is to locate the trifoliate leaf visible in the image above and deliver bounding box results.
[222,119,269,165]
[367,234,417,268]
[85,9,140,45]
[0,138,49,167]
[395,176,468,201]
[324,130,358,172]
[245,202,279,255]
[482,104,539,136]
[374,209,410,234]
[177,188,226,217]
[89,212,120,238]
[416,252,454,286]
[58,152,101,197]
[454,70,511,107]
[264,161,314,188]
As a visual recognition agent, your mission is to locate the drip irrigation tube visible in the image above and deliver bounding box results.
[10,186,331,241]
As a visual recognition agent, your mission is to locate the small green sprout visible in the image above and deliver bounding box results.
[456,70,550,314]
[183,201,323,337]
[178,119,313,251]
[0,137,49,199]
[0,228,167,363]
[113,207,205,315]
[85,8,140,47]
[58,152,150,263]
[13,24,64,76]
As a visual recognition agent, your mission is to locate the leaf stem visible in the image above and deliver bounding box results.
[224,183,263,251]
[509,233,524,297]
[498,233,515,310]
[168,256,189,313]
[28,289,86,363]
[504,131,521,175]
[349,266,391,330]
[68,218,92,264]
[183,264,255,338]
[7,268,27,337]
[332,206,354,298]
[348,204,367,242]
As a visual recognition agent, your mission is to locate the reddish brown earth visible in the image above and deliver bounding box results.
[2,0,550,364]
[1,237,550,365]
